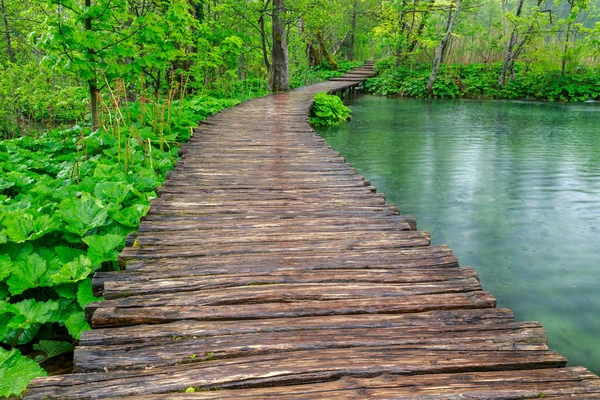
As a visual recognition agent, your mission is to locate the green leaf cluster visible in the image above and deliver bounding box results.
[366,61,600,102]
[309,92,353,127]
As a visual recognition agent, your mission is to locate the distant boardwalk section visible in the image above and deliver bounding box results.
[25,63,600,399]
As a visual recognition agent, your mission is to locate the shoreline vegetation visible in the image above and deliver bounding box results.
[365,60,600,102]
[0,0,598,396]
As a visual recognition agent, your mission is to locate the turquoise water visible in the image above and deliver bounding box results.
[317,95,600,372]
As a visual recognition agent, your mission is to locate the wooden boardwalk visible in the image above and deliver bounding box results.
[26,63,600,399]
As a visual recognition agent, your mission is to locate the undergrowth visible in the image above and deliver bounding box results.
[309,92,352,127]
[366,59,600,101]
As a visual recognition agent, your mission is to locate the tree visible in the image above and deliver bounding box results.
[560,0,589,75]
[1,0,15,63]
[270,0,289,91]
[426,0,463,96]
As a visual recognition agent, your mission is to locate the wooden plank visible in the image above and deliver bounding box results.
[118,235,431,260]
[114,367,600,399]
[25,348,567,399]
[89,291,496,327]
[97,267,479,297]
[91,279,484,310]
[120,246,459,272]
[74,322,547,371]
[80,308,515,346]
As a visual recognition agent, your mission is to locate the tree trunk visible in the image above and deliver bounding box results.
[316,30,339,70]
[1,0,15,63]
[501,0,507,36]
[84,0,100,129]
[426,0,462,96]
[348,0,358,61]
[498,0,525,86]
[404,0,435,62]
[270,0,289,91]
[395,0,408,67]
[561,20,572,76]
[89,80,100,131]
[258,13,271,72]
[499,0,543,85]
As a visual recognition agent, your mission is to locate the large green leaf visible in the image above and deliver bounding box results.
[83,233,124,264]
[76,278,102,308]
[6,299,60,331]
[0,348,47,398]
[57,195,109,236]
[29,214,61,241]
[64,311,91,339]
[6,253,48,296]
[4,212,34,243]
[111,204,149,227]
[50,255,93,284]
[0,254,11,281]
[94,181,133,204]
[33,340,74,363]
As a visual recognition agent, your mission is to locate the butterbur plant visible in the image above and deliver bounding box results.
[309,92,352,127]
[0,92,241,397]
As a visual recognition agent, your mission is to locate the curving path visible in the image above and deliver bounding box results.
[25,63,600,399]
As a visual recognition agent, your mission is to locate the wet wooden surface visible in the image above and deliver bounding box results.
[25,63,600,398]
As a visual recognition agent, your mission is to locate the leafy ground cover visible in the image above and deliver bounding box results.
[366,60,600,101]
[309,92,353,127]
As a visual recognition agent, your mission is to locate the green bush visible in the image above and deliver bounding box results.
[366,61,600,102]
[309,92,352,127]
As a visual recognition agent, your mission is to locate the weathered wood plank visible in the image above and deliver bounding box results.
[79,308,515,346]
[91,279,484,311]
[97,267,479,297]
[75,322,547,371]
[114,367,600,399]
[89,291,496,327]
[25,348,567,399]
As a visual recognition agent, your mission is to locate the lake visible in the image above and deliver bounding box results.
[316,95,600,372]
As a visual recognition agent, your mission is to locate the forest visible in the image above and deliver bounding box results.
[0,0,598,396]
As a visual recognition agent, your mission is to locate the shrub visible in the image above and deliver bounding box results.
[309,92,352,127]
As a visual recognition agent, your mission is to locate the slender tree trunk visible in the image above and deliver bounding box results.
[404,0,435,62]
[316,30,338,70]
[270,0,289,91]
[84,0,100,129]
[395,0,408,67]
[499,0,525,86]
[348,0,358,61]
[501,0,507,36]
[1,0,15,63]
[89,80,100,131]
[258,13,271,72]
[561,20,572,75]
[237,53,244,80]
[426,0,462,96]
[499,0,543,85]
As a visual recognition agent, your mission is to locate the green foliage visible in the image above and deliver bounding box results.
[366,62,600,101]
[0,348,47,398]
[33,340,75,363]
[309,93,352,127]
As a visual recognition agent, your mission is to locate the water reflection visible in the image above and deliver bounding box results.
[317,95,600,372]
